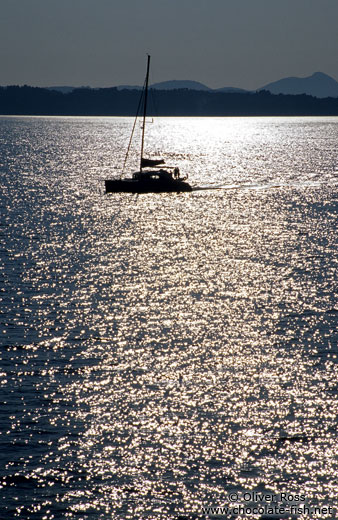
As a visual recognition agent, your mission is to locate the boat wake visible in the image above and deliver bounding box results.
[192,179,338,192]
[192,184,240,191]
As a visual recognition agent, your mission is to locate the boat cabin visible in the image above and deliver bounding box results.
[133,168,181,182]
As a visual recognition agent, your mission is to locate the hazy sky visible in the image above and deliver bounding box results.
[1,0,338,89]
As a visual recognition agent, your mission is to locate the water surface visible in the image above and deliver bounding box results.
[1,116,338,519]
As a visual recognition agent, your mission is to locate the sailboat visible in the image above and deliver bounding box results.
[105,55,192,193]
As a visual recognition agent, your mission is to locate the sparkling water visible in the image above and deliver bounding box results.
[1,116,338,519]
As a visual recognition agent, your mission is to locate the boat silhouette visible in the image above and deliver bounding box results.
[105,55,192,193]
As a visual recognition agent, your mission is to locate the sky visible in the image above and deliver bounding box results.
[1,0,338,90]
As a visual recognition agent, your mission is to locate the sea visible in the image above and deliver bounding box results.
[1,115,338,519]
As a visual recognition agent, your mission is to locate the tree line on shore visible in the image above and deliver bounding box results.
[1,85,338,116]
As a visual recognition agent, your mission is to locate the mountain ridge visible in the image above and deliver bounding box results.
[44,71,338,98]
[259,72,338,98]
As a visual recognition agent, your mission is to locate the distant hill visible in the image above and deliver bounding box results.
[215,86,249,94]
[116,84,142,91]
[117,80,249,93]
[47,86,92,93]
[48,81,228,92]
[44,72,338,98]
[47,86,75,93]
[259,72,338,98]
[150,80,211,91]
[116,80,211,91]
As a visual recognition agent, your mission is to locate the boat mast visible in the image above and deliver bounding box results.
[140,54,150,171]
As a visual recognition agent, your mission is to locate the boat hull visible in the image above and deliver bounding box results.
[105,178,192,193]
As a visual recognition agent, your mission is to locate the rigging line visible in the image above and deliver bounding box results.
[120,79,146,178]
[140,54,151,171]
